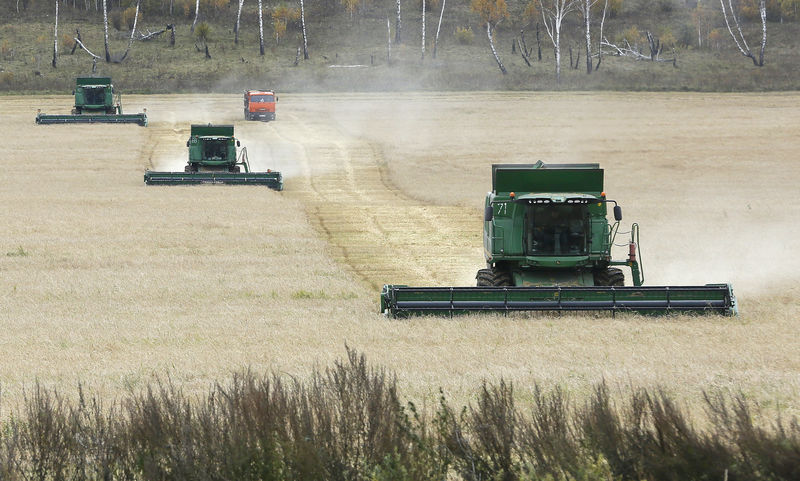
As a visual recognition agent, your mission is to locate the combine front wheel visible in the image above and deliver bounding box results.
[594,268,625,286]
[476,268,514,287]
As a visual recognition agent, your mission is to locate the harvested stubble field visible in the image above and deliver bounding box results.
[1,92,799,419]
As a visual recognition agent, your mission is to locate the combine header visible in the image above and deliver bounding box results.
[36,77,147,126]
[381,162,737,317]
[144,124,283,189]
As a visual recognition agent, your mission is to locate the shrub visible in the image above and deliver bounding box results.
[60,34,74,50]
[455,26,474,45]
[110,10,123,31]
[122,6,140,30]
[195,21,213,44]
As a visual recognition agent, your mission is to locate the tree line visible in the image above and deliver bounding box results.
[1,0,798,82]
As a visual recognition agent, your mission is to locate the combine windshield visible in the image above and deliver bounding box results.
[250,95,274,103]
[525,204,588,256]
[202,139,228,161]
[83,86,105,105]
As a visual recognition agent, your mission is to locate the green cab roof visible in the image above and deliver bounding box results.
[76,77,112,86]
[492,162,604,196]
[191,124,234,137]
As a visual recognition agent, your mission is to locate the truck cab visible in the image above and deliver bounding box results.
[243,90,277,121]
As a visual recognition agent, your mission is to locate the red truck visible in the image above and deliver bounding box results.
[243,90,277,121]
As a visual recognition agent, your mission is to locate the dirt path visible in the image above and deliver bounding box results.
[267,110,482,290]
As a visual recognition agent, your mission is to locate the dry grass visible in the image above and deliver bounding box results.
[1,93,798,421]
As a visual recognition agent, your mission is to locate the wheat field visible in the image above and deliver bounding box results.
[1,92,799,418]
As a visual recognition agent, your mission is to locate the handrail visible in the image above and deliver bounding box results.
[236,146,251,173]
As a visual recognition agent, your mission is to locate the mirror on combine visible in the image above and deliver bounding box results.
[484,205,494,222]
[614,205,623,221]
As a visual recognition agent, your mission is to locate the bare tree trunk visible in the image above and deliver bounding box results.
[234,0,244,44]
[395,0,401,43]
[16,0,20,14]
[52,0,58,68]
[71,28,81,54]
[487,22,507,74]
[300,0,309,59]
[103,0,110,62]
[596,0,607,70]
[387,17,392,64]
[582,0,592,74]
[421,0,425,60]
[758,0,766,66]
[118,0,139,62]
[536,22,542,60]
[169,24,175,46]
[258,0,265,55]
[191,0,200,32]
[433,0,445,58]
[517,38,531,65]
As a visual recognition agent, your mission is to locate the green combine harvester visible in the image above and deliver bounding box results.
[381,162,737,317]
[35,77,147,126]
[144,124,283,189]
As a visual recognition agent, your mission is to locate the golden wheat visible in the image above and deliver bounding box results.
[1,93,797,418]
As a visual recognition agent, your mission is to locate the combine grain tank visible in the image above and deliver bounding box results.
[35,77,147,126]
[144,124,283,189]
[381,162,737,317]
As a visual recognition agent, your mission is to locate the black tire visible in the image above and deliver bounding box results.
[493,270,513,286]
[594,267,625,286]
[475,268,514,287]
[476,269,494,287]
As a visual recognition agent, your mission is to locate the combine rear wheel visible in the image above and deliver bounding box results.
[476,268,514,287]
[594,267,625,286]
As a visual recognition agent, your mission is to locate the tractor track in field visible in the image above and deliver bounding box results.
[271,111,480,291]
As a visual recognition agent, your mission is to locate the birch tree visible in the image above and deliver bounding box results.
[300,0,309,59]
[395,0,401,43]
[421,0,426,59]
[258,0,265,55]
[540,0,578,83]
[191,0,200,33]
[234,0,245,44]
[596,0,607,69]
[576,0,599,74]
[52,0,58,68]
[719,0,767,66]
[433,0,446,58]
[471,0,509,74]
[103,0,110,61]
[118,0,139,62]
[387,17,392,63]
